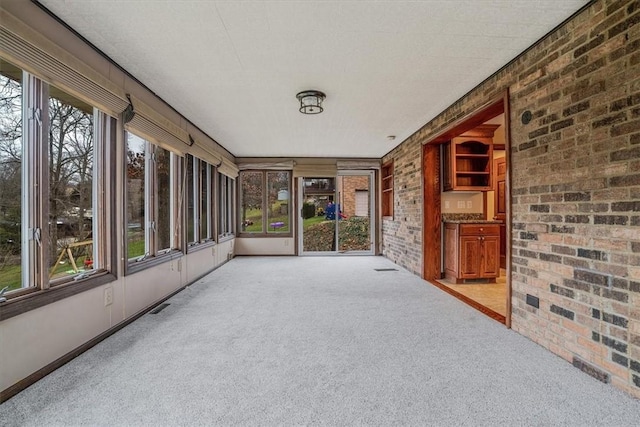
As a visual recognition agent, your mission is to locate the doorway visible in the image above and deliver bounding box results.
[422,92,511,326]
[298,171,375,255]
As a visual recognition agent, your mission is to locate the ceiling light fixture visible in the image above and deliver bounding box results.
[296,90,325,114]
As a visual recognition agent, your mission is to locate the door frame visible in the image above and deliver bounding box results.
[298,170,375,256]
[422,90,512,327]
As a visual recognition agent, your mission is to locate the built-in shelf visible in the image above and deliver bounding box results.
[381,161,394,218]
[442,125,498,191]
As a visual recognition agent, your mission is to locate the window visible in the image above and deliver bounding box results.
[381,161,394,218]
[218,172,235,239]
[0,61,23,293]
[186,154,196,244]
[239,170,291,235]
[185,154,216,248]
[125,131,180,264]
[1,59,114,296]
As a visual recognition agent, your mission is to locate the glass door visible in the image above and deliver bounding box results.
[336,171,374,254]
[298,171,374,255]
[299,177,337,254]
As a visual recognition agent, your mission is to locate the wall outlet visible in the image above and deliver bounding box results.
[457,201,465,208]
[104,287,113,307]
[444,201,450,209]
[466,201,472,209]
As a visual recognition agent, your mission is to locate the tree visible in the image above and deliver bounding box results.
[240,171,263,227]
[48,96,94,264]
[0,72,23,287]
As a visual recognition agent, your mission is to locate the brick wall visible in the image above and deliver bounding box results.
[382,139,423,273]
[341,176,370,217]
[382,0,640,398]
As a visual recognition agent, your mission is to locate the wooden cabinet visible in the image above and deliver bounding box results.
[381,161,393,218]
[442,124,499,191]
[444,222,500,283]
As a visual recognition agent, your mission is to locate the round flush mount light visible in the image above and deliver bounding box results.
[296,90,326,114]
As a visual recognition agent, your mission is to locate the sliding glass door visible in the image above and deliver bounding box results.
[298,171,374,255]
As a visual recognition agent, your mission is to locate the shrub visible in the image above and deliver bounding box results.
[302,202,316,219]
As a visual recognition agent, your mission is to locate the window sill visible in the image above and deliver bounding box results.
[237,233,293,238]
[126,250,183,275]
[218,235,235,243]
[0,272,117,321]
[185,240,217,254]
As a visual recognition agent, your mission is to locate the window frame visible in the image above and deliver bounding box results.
[238,170,292,238]
[218,172,235,241]
[124,130,182,274]
[0,65,117,319]
[185,155,218,252]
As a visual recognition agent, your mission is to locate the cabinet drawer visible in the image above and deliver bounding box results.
[459,224,499,236]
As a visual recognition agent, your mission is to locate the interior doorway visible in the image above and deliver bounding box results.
[298,171,375,255]
[422,92,511,326]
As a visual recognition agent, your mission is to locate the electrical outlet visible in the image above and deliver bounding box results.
[104,287,113,307]
[457,201,465,208]
[177,259,182,272]
[444,201,450,209]
[466,201,472,209]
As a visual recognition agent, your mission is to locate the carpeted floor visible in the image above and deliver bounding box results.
[2,256,640,426]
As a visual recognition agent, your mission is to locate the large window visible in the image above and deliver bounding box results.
[0,61,23,292]
[218,172,235,239]
[48,87,96,282]
[126,132,180,263]
[185,154,216,248]
[1,59,113,295]
[239,170,291,235]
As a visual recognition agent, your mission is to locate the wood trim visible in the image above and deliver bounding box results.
[421,89,512,328]
[432,279,506,324]
[424,93,507,145]
[0,257,233,403]
[0,284,184,403]
[422,144,441,281]
[503,89,512,329]
[0,273,117,321]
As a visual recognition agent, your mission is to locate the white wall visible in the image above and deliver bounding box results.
[235,237,295,255]
[0,242,233,394]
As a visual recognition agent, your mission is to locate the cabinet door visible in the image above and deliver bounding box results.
[459,236,481,278]
[480,235,500,277]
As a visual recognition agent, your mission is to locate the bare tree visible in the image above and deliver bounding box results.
[47,97,93,265]
[0,73,22,288]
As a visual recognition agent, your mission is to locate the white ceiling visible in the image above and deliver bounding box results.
[38,0,588,159]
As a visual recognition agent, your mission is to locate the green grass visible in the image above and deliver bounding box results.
[127,237,145,259]
[303,216,327,230]
[0,263,22,290]
[242,203,292,233]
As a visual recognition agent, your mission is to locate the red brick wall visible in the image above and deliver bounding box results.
[383,0,640,398]
[341,176,370,217]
